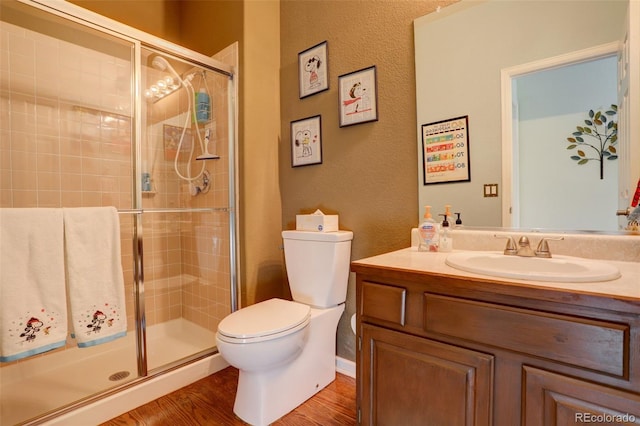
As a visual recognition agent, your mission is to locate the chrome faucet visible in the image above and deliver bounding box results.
[516,236,535,257]
[534,236,564,258]
[495,235,564,258]
[494,235,517,255]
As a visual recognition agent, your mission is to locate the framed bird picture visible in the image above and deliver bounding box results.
[338,66,378,127]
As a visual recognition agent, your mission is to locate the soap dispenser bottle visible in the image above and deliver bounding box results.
[454,212,463,228]
[439,205,453,252]
[418,205,439,252]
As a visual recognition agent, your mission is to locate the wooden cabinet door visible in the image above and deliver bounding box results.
[361,324,494,426]
[523,366,640,425]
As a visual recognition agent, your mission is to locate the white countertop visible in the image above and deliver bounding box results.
[352,247,640,301]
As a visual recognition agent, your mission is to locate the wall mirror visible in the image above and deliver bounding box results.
[414,0,638,233]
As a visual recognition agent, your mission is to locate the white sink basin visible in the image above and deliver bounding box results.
[445,251,621,283]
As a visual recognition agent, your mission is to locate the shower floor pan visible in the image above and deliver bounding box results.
[1,318,216,425]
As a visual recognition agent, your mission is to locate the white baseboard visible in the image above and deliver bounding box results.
[336,356,355,378]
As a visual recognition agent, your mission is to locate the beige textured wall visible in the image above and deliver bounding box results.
[240,2,284,306]
[280,0,455,361]
[179,1,244,60]
[70,0,181,43]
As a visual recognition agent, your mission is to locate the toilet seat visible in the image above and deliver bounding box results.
[217,298,310,344]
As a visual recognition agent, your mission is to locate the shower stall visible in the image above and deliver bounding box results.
[0,1,238,424]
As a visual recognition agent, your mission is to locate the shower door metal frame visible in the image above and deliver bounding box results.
[17,0,240,381]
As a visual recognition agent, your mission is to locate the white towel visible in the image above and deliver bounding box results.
[1,208,67,362]
[63,207,127,348]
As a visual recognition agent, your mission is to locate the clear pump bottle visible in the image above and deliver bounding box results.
[454,212,463,228]
[439,205,453,252]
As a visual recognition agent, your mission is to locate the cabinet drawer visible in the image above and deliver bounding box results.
[424,294,629,377]
[360,281,406,326]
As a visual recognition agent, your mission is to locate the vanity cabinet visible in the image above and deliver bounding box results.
[352,264,640,425]
[361,323,493,425]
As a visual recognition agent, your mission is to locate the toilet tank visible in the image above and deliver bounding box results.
[282,230,353,308]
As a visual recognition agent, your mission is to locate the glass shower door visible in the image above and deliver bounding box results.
[0,1,139,424]
[139,48,233,371]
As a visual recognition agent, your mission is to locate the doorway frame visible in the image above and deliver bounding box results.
[500,42,619,228]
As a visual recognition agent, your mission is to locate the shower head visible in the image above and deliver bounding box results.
[151,56,170,71]
[151,56,183,83]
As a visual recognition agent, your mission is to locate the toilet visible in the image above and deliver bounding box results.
[216,230,353,425]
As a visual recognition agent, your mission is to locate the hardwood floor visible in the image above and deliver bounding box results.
[100,367,356,426]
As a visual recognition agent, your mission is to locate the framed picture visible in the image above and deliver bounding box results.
[298,41,329,99]
[163,124,193,160]
[421,115,471,185]
[338,65,378,127]
[291,115,322,167]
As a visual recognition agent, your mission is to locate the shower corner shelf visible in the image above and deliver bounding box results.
[142,191,156,196]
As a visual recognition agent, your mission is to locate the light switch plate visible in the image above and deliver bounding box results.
[484,184,498,197]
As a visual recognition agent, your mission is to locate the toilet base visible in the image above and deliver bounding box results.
[232,304,344,426]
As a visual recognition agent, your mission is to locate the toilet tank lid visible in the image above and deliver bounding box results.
[218,298,310,339]
[282,230,353,242]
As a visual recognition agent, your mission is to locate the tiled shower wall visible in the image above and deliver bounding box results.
[0,18,233,365]
[141,43,234,331]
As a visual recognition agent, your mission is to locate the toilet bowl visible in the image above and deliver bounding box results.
[216,301,344,425]
[216,298,310,372]
[215,230,353,425]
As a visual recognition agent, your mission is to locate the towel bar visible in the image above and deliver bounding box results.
[116,207,229,214]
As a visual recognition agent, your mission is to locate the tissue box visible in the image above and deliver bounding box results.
[296,210,338,232]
